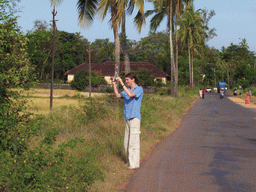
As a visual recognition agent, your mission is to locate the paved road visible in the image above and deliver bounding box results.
[119,93,256,192]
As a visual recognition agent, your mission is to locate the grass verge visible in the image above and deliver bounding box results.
[3,86,199,191]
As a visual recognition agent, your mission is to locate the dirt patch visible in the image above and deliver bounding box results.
[227,96,256,109]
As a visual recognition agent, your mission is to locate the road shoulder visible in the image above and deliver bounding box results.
[227,96,256,109]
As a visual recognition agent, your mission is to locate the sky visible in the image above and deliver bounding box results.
[16,0,256,52]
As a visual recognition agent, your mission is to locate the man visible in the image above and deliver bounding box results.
[202,89,205,99]
[112,72,143,169]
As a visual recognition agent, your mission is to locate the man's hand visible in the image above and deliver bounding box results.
[112,77,117,85]
[112,77,122,98]
[115,77,124,86]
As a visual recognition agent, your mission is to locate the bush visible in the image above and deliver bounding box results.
[0,129,105,191]
[106,87,114,93]
[136,68,155,87]
[72,70,107,91]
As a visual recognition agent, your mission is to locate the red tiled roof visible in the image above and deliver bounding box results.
[65,61,170,78]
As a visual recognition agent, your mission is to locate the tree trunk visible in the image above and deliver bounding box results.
[188,47,191,87]
[111,4,120,80]
[174,3,179,96]
[122,12,130,75]
[191,49,194,88]
[169,0,175,96]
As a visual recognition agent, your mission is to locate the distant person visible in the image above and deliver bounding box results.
[202,89,205,99]
[112,73,143,169]
[199,89,202,98]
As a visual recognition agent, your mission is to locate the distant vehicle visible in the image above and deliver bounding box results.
[233,88,237,96]
[218,82,226,93]
[206,88,211,93]
[220,91,224,99]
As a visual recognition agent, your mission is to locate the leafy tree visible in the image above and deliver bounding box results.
[136,68,156,87]
[55,31,90,79]
[222,43,255,88]
[135,31,170,74]
[31,19,50,32]
[0,0,20,22]
[91,39,115,63]
[0,18,36,155]
[72,70,107,91]
[27,21,90,81]
[26,30,52,80]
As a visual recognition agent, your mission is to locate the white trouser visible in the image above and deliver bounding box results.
[124,118,141,168]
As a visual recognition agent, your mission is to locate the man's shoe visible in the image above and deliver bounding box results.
[128,166,139,170]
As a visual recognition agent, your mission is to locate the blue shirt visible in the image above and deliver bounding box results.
[121,85,143,120]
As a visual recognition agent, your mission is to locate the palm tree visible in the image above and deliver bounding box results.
[174,0,192,94]
[144,0,191,96]
[51,0,144,80]
[178,6,206,88]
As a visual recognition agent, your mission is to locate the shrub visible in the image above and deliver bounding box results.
[136,68,155,87]
[106,87,114,93]
[72,70,107,91]
[0,129,105,191]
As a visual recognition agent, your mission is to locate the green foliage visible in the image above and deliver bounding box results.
[91,39,115,63]
[26,24,90,80]
[133,31,170,74]
[0,0,20,22]
[0,22,36,89]
[0,15,104,190]
[0,130,104,191]
[26,30,52,79]
[222,43,255,88]
[136,68,156,87]
[0,20,36,155]
[106,87,114,93]
[81,99,109,123]
[56,31,90,79]
[72,70,107,91]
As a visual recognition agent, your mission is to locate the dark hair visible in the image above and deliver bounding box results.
[125,72,137,84]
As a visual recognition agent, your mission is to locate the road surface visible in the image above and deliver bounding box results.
[118,93,256,192]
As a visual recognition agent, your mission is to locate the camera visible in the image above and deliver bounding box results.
[111,76,118,81]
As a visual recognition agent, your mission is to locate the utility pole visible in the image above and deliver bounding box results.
[50,6,58,110]
[214,68,216,87]
[227,68,229,89]
[87,46,92,100]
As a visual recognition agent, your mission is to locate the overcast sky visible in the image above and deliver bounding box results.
[17,0,256,52]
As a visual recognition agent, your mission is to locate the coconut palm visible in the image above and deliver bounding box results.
[144,0,192,96]
[178,6,206,88]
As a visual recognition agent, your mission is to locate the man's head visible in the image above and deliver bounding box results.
[125,72,137,88]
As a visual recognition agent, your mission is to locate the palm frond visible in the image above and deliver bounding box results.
[134,11,145,33]
[98,0,111,20]
[150,11,166,32]
[50,0,62,6]
[77,0,98,27]
[127,0,135,15]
